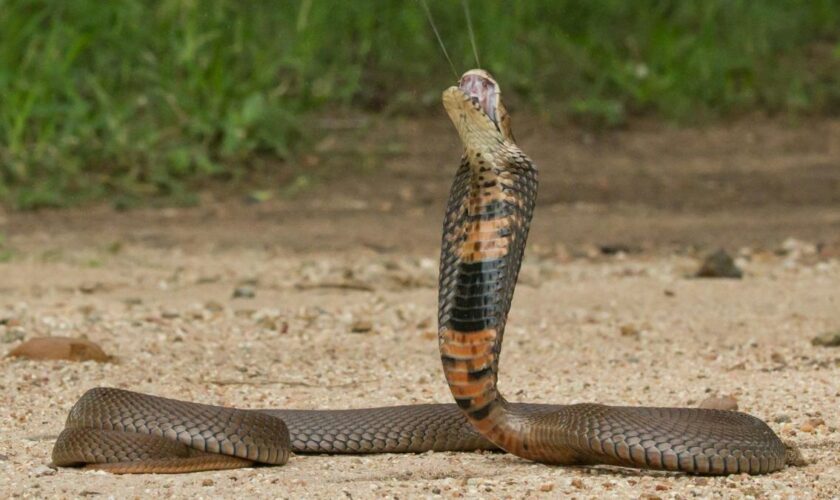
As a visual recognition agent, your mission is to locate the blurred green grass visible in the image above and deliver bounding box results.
[1,0,839,209]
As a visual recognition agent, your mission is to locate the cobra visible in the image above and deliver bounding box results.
[52,70,788,475]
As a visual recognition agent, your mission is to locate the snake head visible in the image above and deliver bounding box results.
[443,69,515,148]
[460,70,501,126]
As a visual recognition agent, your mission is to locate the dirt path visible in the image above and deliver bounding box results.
[1,118,839,498]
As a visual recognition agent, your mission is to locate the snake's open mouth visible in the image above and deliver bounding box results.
[459,69,500,127]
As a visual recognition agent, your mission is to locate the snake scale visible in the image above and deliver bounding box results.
[52,70,788,475]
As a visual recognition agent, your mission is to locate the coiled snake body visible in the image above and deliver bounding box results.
[52,70,788,475]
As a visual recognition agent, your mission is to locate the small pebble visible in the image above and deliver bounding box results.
[2,328,25,344]
[619,325,640,338]
[811,331,840,347]
[801,417,825,433]
[161,309,179,319]
[698,395,739,411]
[774,414,791,423]
[205,300,224,312]
[257,317,278,330]
[570,478,584,489]
[233,286,256,299]
[78,282,105,294]
[783,439,807,466]
[539,482,554,492]
[351,319,373,333]
[599,243,638,255]
[30,465,56,477]
[201,479,214,487]
[696,249,743,279]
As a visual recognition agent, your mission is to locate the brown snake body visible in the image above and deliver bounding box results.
[52,70,788,475]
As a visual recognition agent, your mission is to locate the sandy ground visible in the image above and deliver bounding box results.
[1,117,840,498]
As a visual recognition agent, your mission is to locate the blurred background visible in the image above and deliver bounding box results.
[1,0,839,211]
[2,6,839,497]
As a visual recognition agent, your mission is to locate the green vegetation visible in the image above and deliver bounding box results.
[0,233,13,262]
[1,0,839,208]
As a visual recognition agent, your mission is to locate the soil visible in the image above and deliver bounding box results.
[1,116,839,498]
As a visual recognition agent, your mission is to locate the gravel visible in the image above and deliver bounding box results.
[1,237,838,498]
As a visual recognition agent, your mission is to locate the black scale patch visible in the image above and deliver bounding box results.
[449,259,506,332]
